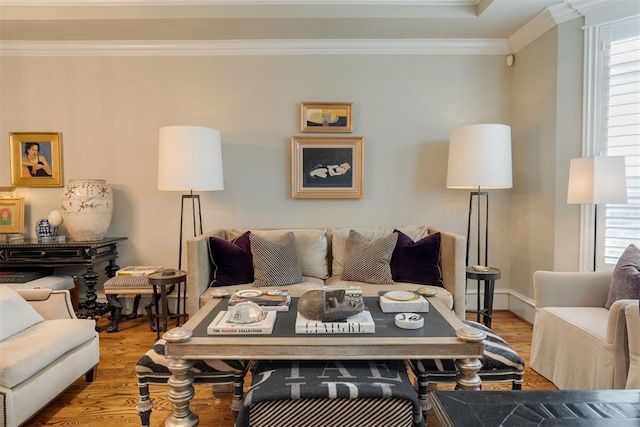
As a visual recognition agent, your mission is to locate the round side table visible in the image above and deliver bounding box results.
[466,266,500,328]
[147,270,188,340]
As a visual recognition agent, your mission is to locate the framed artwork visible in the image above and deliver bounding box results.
[291,136,364,199]
[0,197,24,234]
[300,102,353,133]
[10,132,63,187]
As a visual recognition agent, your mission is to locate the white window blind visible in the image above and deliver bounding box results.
[599,17,640,266]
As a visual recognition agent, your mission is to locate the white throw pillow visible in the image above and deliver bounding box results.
[0,285,45,341]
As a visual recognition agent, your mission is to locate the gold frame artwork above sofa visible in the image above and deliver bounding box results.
[10,132,63,188]
[300,102,353,133]
[291,135,363,199]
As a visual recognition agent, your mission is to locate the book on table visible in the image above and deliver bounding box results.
[295,310,375,334]
[228,289,291,311]
[0,267,53,283]
[207,310,277,335]
[116,266,164,277]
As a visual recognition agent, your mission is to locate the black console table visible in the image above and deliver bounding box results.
[0,237,127,319]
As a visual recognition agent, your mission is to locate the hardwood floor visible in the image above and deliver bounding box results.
[26,311,555,427]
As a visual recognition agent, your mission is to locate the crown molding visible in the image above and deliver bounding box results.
[0,38,510,57]
[508,2,582,53]
[0,0,477,5]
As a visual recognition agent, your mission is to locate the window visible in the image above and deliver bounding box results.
[589,15,640,269]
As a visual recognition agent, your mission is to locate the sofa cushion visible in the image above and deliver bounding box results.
[605,244,640,309]
[0,285,44,341]
[391,230,444,287]
[341,230,398,284]
[208,231,254,287]
[0,318,96,388]
[228,228,329,279]
[331,226,431,277]
[250,232,304,287]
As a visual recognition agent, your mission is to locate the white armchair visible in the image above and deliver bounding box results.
[625,303,640,389]
[531,270,634,389]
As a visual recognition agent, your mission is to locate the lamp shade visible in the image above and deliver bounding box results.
[567,156,627,204]
[446,124,513,189]
[158,125,224,192]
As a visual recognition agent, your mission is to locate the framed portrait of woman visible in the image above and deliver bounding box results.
[10,132,63,187]
[0,197,24,234]
[291,136,364,199]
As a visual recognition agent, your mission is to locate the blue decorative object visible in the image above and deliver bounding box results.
[36,219,57,239]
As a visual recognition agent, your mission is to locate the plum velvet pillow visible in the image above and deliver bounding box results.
[390,230,444,287]
[207,231,254,287]
[605,243,640,309]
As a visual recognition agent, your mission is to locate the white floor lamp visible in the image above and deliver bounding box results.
[567,156,627,271]
[158,125,224,270]
[446,124,513,267]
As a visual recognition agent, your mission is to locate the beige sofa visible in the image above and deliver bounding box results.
[0,286,99,427]
[187,226,466,319]
[531,270,635,389]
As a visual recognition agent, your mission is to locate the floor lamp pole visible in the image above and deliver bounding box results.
[593,204,598,271]
[178,190,203,271]
[466,189,489,266]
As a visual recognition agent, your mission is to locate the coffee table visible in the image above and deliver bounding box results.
[162,294,485,427]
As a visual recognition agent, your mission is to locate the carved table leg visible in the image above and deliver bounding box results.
[82,265,99,312]
[164,328,198,427]
[106,294,122,333]
[454,358,483,390]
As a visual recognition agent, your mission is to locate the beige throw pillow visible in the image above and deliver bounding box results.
[341,230,398,284]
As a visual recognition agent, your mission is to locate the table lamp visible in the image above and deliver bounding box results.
[567,156,628,270]
[158,125,224,270]
[446,124,513,267]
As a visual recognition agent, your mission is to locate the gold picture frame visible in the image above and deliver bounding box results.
[300,102,353,133]
[291,135,364,199]
[10,132,63,187]
[0,197,24,234]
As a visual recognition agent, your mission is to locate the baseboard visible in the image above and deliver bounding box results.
[465,288,535,324]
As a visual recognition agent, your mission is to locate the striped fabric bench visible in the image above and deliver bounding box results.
[103,276,156,332]
[408,320,525,410]
[236,359,424,427]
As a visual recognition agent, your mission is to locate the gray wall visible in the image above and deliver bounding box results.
[0,35,581,319]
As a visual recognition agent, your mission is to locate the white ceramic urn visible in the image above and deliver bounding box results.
[61,179,113,241]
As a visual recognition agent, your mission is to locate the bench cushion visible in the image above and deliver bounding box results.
[410,320,524,382]
[236,359,424,427]
[103,276,152,295]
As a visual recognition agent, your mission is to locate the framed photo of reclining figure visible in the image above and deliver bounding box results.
[291,136,363,199]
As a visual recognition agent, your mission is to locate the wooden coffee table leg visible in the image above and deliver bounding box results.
[454,358,483,390]
[165,357,198,427]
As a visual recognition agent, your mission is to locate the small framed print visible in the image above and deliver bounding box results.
[291,135,363,199]
[10,132,63,187]
[0,197,24,234]
[300,102,353,133]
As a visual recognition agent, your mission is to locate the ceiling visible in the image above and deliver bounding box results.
[0,0,602,42]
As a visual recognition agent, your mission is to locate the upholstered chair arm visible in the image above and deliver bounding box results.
[625,303,640,389]
[15,289,76,320]
[187,228,226,316]
[533,270,613,308]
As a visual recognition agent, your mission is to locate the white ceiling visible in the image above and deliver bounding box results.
[0,0,603,42]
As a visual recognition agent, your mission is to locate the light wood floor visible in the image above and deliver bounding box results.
[26,311,556,427]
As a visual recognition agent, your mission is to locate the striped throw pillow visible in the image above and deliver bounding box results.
[250,232,303,287]
[341,230,398,284]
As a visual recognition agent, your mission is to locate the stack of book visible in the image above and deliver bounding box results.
[116,266,163,277]
[295,310,375,334]
[228,289,291,311]
[207,311,277,335]
[0,268,53,283]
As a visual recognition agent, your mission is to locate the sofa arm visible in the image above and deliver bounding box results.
[187,228,226,316]
[533,270,613,308]
[15,289,76,320]
[431,227,466,320]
